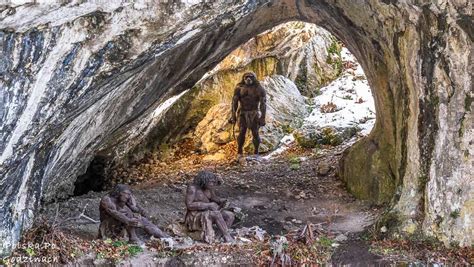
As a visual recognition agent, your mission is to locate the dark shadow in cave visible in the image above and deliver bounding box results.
[73,155,108,196]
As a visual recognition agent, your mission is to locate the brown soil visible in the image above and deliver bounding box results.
[31,142,471,265]
[33,142,391,264]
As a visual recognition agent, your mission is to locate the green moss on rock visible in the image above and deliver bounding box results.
[340,134,397,205]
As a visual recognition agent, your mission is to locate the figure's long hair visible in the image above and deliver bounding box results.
[193,171,221,189]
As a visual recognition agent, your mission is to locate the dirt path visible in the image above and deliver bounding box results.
[39,144,385,265]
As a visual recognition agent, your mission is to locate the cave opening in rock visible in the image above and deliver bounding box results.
[98,21,376,195]
[73,155,108,196]
[2,0,471,261]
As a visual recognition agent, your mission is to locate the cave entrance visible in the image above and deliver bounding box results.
[2,0,470,259]
[102,21,376,200]
[73,155,109,196]
[68,22,381,252]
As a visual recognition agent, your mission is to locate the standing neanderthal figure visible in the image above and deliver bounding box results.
[185,171,235,243]
[228,72,267,155]
[98,184,169,243]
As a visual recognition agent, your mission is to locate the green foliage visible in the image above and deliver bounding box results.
[286,154,302,170]
[288,156,301,164]
[450,209,460,219]
[294,131,319,148]
[290,164,300,170]
[127,245,143,257]
[326,39,343,76]
[93,239,144,262]
[25,247,35,257]
[318,236,333,247]
[282,124,295,134]
[294,127,345,148]
[318,128,343,146]
[327,41,340,55]
[112,240,127,247]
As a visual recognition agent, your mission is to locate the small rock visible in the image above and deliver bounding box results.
[334,234,348,242]
[203,152,227,161]
[317,162,331,176]
[167,223,187,237]
[214,131,231,144]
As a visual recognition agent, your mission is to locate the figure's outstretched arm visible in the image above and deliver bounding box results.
[100,197,134,225]
[186,186,217,211]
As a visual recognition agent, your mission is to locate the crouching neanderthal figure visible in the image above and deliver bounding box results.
[185,171,235,243]
[228,72,267,155]
[99,184,169,243]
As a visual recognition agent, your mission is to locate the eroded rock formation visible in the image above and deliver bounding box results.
[0,0,472,255]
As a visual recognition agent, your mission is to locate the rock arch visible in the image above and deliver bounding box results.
[0,0,471,255]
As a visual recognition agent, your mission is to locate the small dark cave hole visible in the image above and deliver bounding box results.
[73,155,108,196]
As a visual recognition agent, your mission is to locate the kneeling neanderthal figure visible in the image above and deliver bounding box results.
[185,171,235,243]
[229,72,267,155]
[99,184,169,243]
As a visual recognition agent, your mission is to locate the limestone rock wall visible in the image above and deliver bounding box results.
[0,0,472,255]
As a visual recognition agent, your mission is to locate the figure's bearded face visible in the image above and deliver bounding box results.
[243,73,257,86]
[244,76,254,85]
[205,180,216,190]
[119,190,131,203]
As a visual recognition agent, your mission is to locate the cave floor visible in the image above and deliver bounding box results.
[36,143,412,265]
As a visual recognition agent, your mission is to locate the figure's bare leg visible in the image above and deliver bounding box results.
[210,211,233,242]
[202,212,215,244]
[126,226,140,243]
[221,211,235,228]
[250,124,260,155]
[141,218,169,238]
[237,124,247,155]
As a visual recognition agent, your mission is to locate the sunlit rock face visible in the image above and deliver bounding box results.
[145,22,339,157]
[0,0,472,256]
